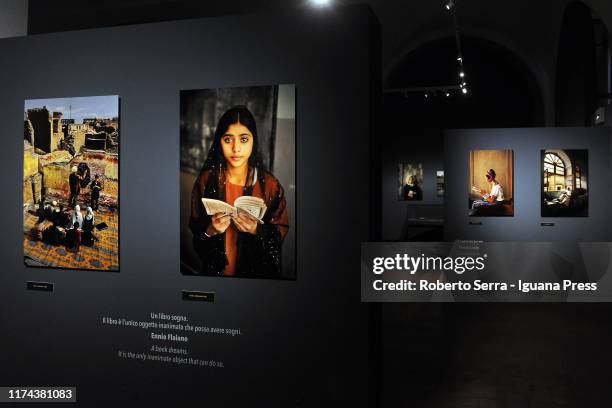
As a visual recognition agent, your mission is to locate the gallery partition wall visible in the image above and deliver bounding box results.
[444,127,611,242]
[0,6,379,406]
[380,127,611,243]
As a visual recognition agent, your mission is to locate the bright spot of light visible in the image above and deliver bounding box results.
[310,0,332,7]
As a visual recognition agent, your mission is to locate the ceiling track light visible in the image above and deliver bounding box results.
[446,0,471,98]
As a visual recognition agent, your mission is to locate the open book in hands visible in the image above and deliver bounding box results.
[471,186,485,195]
[202,196,267,224]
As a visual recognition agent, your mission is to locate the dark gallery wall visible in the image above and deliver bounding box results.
[0,0,27,39]
[0,7,379,407]
[555,1,598,127]
[444,127,612,242]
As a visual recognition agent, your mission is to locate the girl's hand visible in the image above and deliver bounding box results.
[207,213,231,236]
[232,212,258,235]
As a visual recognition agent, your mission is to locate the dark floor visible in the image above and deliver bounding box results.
[381,303,612,407]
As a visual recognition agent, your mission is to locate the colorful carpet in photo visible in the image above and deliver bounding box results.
[23,209,119,271]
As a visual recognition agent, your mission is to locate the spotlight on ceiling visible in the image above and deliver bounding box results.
[459,71,465,78]
[462,88,468,94]
[311,0,332,7]
[445,92,451,97]
[445,0,455,11]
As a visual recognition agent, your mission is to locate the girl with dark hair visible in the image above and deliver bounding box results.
[189,105,289,278]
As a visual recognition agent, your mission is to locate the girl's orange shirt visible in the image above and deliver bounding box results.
[223,180,262,276]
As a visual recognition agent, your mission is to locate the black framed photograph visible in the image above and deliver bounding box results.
[398,163,424,201]
[23,95,120,271]
[541,149,588,217]
[468,149,514,217]
[180,84,296,279]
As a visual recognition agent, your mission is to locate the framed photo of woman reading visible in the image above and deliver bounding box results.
[180,85,296,279]
[468,149,514,217]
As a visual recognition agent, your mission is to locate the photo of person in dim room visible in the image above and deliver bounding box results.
[188,105,289,278]
[403,175,423,200]
[468,149,514,216]
[541,149,588,217]
[398,163,424,201]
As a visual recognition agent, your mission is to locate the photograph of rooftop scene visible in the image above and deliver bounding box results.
[23,95,119,271]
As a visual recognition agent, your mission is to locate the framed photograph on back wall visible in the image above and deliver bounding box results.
[398,162,424,201]
[541,149,588,217]
[468,149,514,217]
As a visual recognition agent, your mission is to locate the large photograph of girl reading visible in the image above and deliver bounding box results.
[180,85,296,279]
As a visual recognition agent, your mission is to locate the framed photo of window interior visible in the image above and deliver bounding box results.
[23,95,120,271]
[541,149,588,217]
[398,163,424,201]
[180,84,296,279]
[468,149,514,217]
